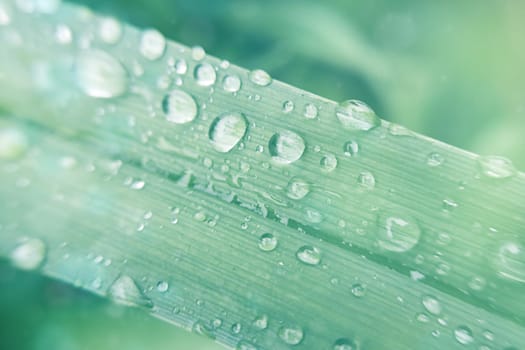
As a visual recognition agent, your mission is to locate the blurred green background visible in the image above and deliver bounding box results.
[2,0,524,349]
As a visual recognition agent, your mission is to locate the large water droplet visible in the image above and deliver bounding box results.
[496,242,525,283]
[296,245,321,265]
[333,338,358,350]
[9,238,46,270]
[76,49,127,98]
[478,156,516,179]
[208,112,247,152]
[377,212,421,252]
[278,325,304,345]
[108,275,153,308]
[454,326,474,345]
[422,295,442,315]
[162,89,198,124]
[98,17,122,44]
[335,100,380,131]
[286,177,310,200]
[0,127,28,160]
[258,233,278,252]
[268,131,305,164]
[249,69,272,86]
[194,63,216,87]
[139,29,166,60]
[222,75,241,92]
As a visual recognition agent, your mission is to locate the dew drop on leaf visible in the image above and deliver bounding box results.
[139,29,166,60]
[0,127,28,160]
[98,17,122,44]
[454,325,474,345]
[268,130,305,164]
[296,245,321,265]
[76,49,128,98]
[377,212,421,252]
[162,89,198,124]
[351,283,366,298]
[478,156,516,179]
[343,140,359,156]
[258,233,278,252]
[422,295,442,315]
[253,314,268,329]
[222,74,241,92]
[286,177,310,200]
[108,275,153,308]
[304,103,318,119]
[249,69,272,86]
[278,325,304,345]
[156,281,169,293]
[496,242,525,283]
[282,100,294,113]
[9,238,46,270]
[335,100,380,131]
[333,337,359,350]
[320,153,338,172]
[209,112,247,152]
[194,63,216,87]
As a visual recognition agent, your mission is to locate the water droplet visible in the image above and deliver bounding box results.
[10,238,46,270]
[249,69,272,86]
[286,177,310,200]
[193,320,216,339]
[320,153,338,172]
[351,283,366,297]
[194,63,216,87]
[422,295,442,315]
[258,233,278,252]
[296,245,321,265]
[173,59,187,74]
[478,156,516,179]
[231,322,242,334]
[236,340,258,350]
[268,131,305,164]
[282,100,294,113]
[55,24,72,44]
[333,338,358,350]
[209,112,247,152]
[357,171,376,190]
[305,208,323,223]
[108,275,153,308]
[278,325,304,345]
[162,89,198,124]
[377,212,421,252]
[427,152,444,167]
[0,127,28,160]
[0,3,11,25]
[191,46,206,61]
[253,314,268,329]
[496,242,525,282]
[454,326,474,345]
[139,29,166,60]
[157,281,169,292]
[343,140,359,156]
[76,49,127,98]
[98,17,122,44]
[222,74,241,92]
[468,276,486,291]
[416,313,429,323]
[442,198,458,211]
[335,100,380,131]
[130,180,145,190]
[304,103,318,119]
[18,0,61,13]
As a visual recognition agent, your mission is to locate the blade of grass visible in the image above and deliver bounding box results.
[0,1,524,349]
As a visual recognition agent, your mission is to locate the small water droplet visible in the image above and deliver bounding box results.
[320,153,338,172]
[76,49,128,98]
[377,212,421,252]
[10,238,46,270]
[98,17,121,44]
[296,245,321,265]
[193,320,216,339]
[478,156,516,179]
[0,127,28,160]
[343,140,359,156]
[422,295,442,315]
[253,314,268,329]
[249,69,272,86]
[191,46,206,61]
[427,152,444,167]
[278,325,304,345]
[442,198,458,211]
[108,275,153,308]
[468,276,486,291]
[335,100,380,131]
[55,24,72,44]
[130,180,145,190]
[351,283,366,297]
[454,326,474,345]
[268,130,305,164]
[496,242,525,283]
[333,338,358,350]
[162,89,198,124]
[222,74,241,92]
[357,171,376,190]
[258,233,278,252]
[139,29,166,60]
[156,281,169,292]
[209,112,247,152]
[282,100,294,113]
[231,322,242,334]
[416,313,429,323]
[194,63,216,87]
[304,103,318,119]
[286,177,310,200]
